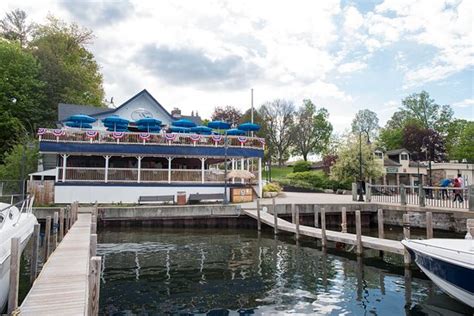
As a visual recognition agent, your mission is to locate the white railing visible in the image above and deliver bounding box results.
[367,184,470,210]
[38,128,265,150]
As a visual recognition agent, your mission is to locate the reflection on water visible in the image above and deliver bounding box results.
[98,227,472,315]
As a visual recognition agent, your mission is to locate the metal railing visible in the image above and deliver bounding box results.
[367,183,471,210]
[38,128,265,150]
[0,195,34,229]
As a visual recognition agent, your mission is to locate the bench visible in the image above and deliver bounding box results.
[188,193,225,204]
[138,195,175,205]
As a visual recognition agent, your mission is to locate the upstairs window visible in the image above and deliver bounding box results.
[374,152,383,159]
[400,153,408,161]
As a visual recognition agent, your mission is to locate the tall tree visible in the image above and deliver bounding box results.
[402,123,446,162]
[240,108,266,138]
[330,134,383,183]
[351,109,379,142]
[31,15,105,125]
[211,105,242,126]
[0,9,34,47]
[447,121,474,163]
[378,127,403,150]
[260,99,295,166]
[291,99,332,161]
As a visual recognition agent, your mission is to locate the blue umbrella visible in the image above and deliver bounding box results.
[137,125,161,133]
[190,126,213,134]
[65,121,93,129]
[170,126,191,133]
[102,115,129,131]
[67,114,96,123]
[238,122,260,132]
[172,119,196,128]
[208,121,231,130]
[226,128,245,136]
[136,118,162,132]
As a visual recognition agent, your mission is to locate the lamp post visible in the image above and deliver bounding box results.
[358,132,364,202]
[223,132,229,205]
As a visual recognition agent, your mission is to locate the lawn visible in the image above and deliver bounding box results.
[267,166,293,181]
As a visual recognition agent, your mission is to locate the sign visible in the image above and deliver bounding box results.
[386,167,398,173]
[131,108,153,120]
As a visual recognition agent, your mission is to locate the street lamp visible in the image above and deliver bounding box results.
[358,132,364,202]
[421,135,433,187]
[223,132,229,205]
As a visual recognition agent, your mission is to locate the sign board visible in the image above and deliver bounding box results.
[386,167,398,173]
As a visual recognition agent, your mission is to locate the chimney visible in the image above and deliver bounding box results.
[171,107,181,118]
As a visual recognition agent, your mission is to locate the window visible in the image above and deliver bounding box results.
[375,152,383,159]
[400,154,408,161]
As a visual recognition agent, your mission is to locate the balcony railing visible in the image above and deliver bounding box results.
[38,128,265,150]
[57,167,245,184]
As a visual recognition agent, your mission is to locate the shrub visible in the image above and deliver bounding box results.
[292,160,312,173]
[286,171,327,188]
[263,182,282,193]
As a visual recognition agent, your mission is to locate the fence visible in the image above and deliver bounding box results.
[366,183,472,210]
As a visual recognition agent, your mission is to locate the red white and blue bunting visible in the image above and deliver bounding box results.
[111,131,125,139]
[259,138,265,146]
[211,135,223,143]
[139,132,151,140]
[237,136,248,144]
[189,134,201,143]
[85,130,98,139]
[165,133,178,142]
[52,129,65,137]
[37,128,47,136]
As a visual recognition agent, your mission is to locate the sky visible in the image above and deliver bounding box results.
[1,0,473,132]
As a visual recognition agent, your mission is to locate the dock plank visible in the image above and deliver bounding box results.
[243,209,404,254]
[19,213,91,316]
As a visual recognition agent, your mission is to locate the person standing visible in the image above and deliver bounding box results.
[453,174,464,203]
[440,178,451,200]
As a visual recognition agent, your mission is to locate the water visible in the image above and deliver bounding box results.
[97,227,473,315]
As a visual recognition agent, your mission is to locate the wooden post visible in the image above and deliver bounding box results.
[30,223,40,284]
[295,205,300,240]
[403,213,411,266]
[273,198,278,235]
[53,211,59,250]
[366,184,372,202]
[59,208,65,242]
[256,199,261,232]
[91,215,97,234]
[467,219,474,238]
[291,203,296,224]
[313,205,319,228]
[400,184,407,205]
[377,209,384,239]
[88,256,102,316]
[352,182,357,201]
[65,206,70,233]
[355,210,363,255]
[341,207,347,233]
[321,207,327,248]
[90,234,97,258]
[426,211,433,239]
[8,237,20,315]
[44,215,51,261]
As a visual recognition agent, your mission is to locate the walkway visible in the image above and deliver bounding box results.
[243,209,404,255]
[19,213,92,315]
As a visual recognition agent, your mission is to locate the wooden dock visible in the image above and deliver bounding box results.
[243,209,404,255]
[19,213,92,315]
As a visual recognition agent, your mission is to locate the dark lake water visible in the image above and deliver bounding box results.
[95,227,473,315]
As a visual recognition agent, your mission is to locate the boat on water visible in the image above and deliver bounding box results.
[402,238,474,308]
[0,196,37,313]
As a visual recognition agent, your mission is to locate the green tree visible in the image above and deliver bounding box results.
[448,121,474,162]
[211,105,242,126]
[0,140,38,194]
[0,40,45,159]
[445,119,469,160]
[351,109,379,142]
[378,127,403,150]
[0,9,34,47]
[31,15,105,125]
[330,135,383,183]
[292,99,332,161]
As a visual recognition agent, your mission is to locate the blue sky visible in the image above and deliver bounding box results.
[2,0,472,131]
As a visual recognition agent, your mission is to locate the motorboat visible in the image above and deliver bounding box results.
[402,238,474,308]
[0,196,37,313]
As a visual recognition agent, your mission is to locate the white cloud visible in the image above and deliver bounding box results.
[338,61,367,74]
[452,98,474,108]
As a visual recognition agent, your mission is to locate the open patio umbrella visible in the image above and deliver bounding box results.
[172,119,196,128]
[208,120,231,130]
[137,125,161,133]
[65,121,93,129]
[238,122,260,132]
[65,114,96,129]
[225,128,245,136]
[136,118,162,132]
[225,170,255,180]
[170,126,191,133]
[190,126,213,134]
[102,115,129,131]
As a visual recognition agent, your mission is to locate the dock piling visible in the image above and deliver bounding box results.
[291,203,296,224]
[256,199,261,231]
[403,213,411,266]
[91,215,97,234]
[313,205,319,228]
[8,237,20,315]
[377,209,384,239]
[273,198,278,235]
[53,211,59,250]
[30,223,40,284]
[341,207,347,233]
[295,205,300,240]
[44,215,51,261]
[321,207,327,248]
[90,234,97,258]
[59,208,64,241]
[88,256,102,316]
[355,210,362,255]
[65,206,70,233]
[426,211,433,239]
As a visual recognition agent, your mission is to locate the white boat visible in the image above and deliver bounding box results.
[0,196,37,313]
[402,238,474,308]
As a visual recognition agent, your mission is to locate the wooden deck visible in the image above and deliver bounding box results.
[19,213,92,315]
[243,209,404,255]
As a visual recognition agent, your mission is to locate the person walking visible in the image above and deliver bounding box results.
[453,174,464,203]
[440,178,451,200]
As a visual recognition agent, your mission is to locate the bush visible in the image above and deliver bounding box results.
[277,170,351,192]
[286,171,327,188]
[263,182,282,193]
[292,160,312,173]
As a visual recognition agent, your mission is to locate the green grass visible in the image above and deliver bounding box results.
[268,166,293,181]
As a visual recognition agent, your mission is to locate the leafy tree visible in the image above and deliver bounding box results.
[259,99,295,166]
[0,9,34,47]
[211,105,242,126]
[240,108,266,138]
[0,40,45,159]
[0,140,38,194]
[448,121,474,162]
[291,99,332,161]
[330,135,383,183]
[351,109,379,142]
[445,119,470,161]
[31,15,105,124]
[378,127,403,150]
[402,123,446,162]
